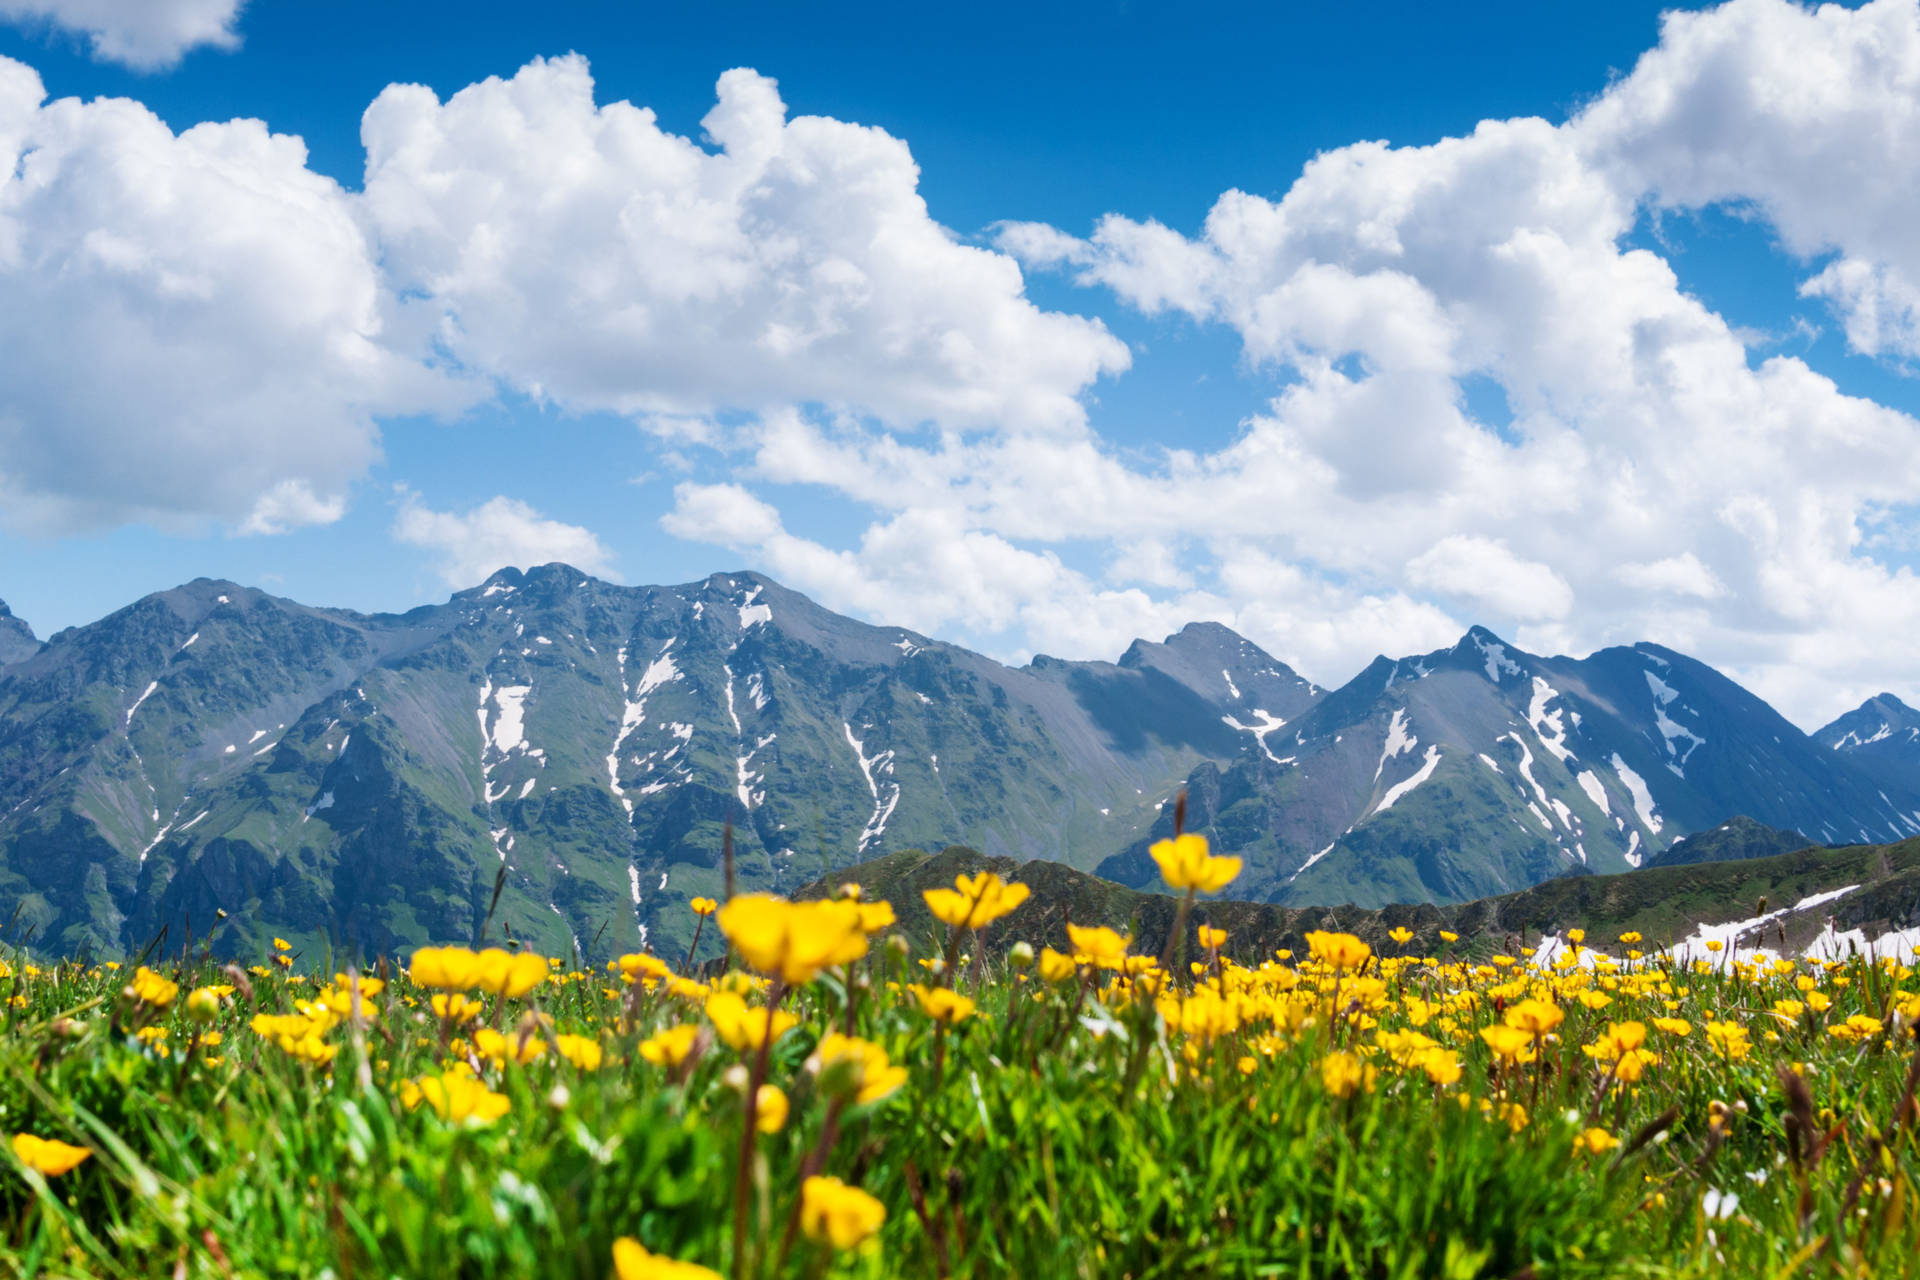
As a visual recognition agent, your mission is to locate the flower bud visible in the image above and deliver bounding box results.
[186,987,222,1024]
[722,1063,750,1093]
[1008,941,1035,970]
[885,935,911,959]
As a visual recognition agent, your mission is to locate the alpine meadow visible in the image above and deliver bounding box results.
[7,0,1920,1277]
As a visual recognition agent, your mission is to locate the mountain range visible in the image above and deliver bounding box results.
[0,570,1912,961]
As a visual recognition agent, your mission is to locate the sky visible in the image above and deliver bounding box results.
[4,0,1920,730]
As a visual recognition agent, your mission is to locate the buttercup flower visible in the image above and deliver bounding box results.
[612,1238,721,1280]
[923,872,1030,930]
[1150,832,1241,893]
[718,895,868,984]
[800,1176,886,1251]
[12,1134,91,1176]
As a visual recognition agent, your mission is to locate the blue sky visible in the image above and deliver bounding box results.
[4,0,1920,728]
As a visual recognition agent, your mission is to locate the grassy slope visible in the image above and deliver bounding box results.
[804,837,1920,962]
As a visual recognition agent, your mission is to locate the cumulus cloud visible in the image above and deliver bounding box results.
[658,0,1920,726]
[1406,537,1574,622]
[392,492,620,588]
[0,0,244,70]
[0,55,455,536]
[1579,0,1920,362]
[359,56,1128,435]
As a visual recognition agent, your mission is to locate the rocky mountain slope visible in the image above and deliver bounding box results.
[0,567,1314,960]
[0,600,35,667]
[1817,693,1920,793]
[1099,628,1920,909]
[1639,816,1811,869]
[3,564,1915,961]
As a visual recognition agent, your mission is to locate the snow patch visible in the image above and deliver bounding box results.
[125,680,159,728]
[1373,708,1416,782]
[738,585,772,628]
[303,791,334,820]
[843,722,901,854]
[1610,753,1663,835]
[1223,709,1290,764]
[1373,745,1441,816]
[1527,678,1574,762]
[1575,770,1610,816]
[486,686,533,754]
[1473,635,1522,684]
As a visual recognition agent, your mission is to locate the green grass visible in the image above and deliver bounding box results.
[0,893,1917,1278]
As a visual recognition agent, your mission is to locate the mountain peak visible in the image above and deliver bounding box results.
[0,599,35,665]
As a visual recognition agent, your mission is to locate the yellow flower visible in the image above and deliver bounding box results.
[1417,1048,1463,1087]
[555,1033,605,1070]
[1705,1020,1751,1061]
[615,953,673,983]
[665,976,711,1001]
[409,946,480,991]
[1439,931,1460,943]
[812,1034,908,1105]
[1319,1050,1376,1099]
[856,901,897,934]
[704,992,798,1052]
[1150,832,1241,893]
[1618,932,1643,946]
[272,937,292,952]
[908,984,977,1024]
[719,895,868,984]
[1566,928,1586,945]
[11,1134,91,1176]
[1805,991,1832,1014]
[1503,998,1564,1037]
[1497,1101,1529,1133]
[689,897,719,917]
[184,986,223,1023]
[430,993,485,1024]
[127,966,178,1007]
[473,949,550,999]
[1573,1127,1619,1155]
[612,1237,722,1280]
[1480,1025,1534,1061]
[1387,926,1414,946]
[1652,1017,1692,1036]
[1065,924,1130,969]
[754,1084,789,1134]
[799,1176,886,1251]
[1830,1014,1884,1041]
[639,1024,702,1069]
[473,1027,545,1066]
[922,872,1031,930]
[1305,931,1372,971]
[398,1072,510,1125]
[1197,925,1228,950]
[1037,948,1079,984]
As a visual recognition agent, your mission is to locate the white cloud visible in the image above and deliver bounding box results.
[1613,553,1726,600]
[1406,536,1573,621]
[0,0,244,70]
[392,492,620,588]
[0,56,456,536]
[1580,0,1920,362]
[360,56,1128,436]
[661,0,1920,727]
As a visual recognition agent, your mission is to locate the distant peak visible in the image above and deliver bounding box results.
[0,598,12,619]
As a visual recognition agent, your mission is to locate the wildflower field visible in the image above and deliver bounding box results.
[3,834,1919,1278]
